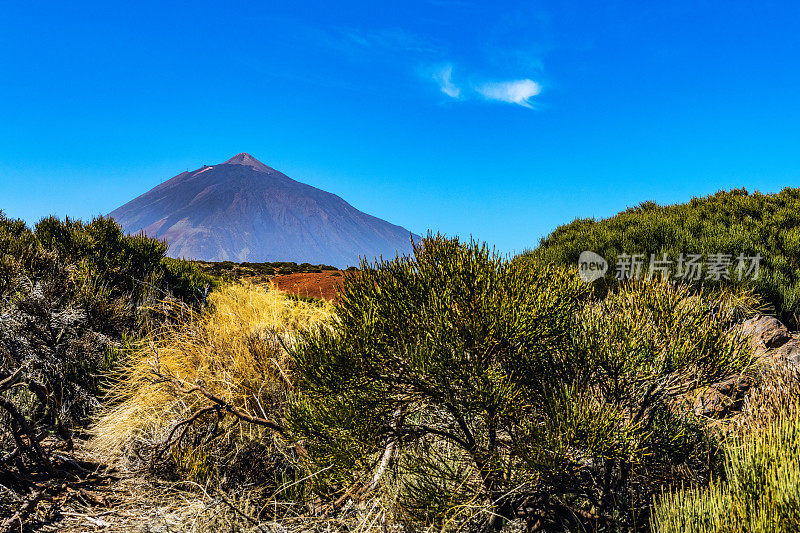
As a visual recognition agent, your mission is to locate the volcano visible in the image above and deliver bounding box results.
[108,153,417,267]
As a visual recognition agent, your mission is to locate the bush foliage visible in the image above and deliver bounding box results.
[0,212,217,452]
[287,234,756,530]
[653,410,800,533]
[524,188,800,327]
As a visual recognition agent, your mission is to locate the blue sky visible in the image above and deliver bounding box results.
[1,1,799,255]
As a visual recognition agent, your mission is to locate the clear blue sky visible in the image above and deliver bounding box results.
[1,1,799,255]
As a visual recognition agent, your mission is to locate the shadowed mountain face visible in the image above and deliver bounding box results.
[108,153,418,267]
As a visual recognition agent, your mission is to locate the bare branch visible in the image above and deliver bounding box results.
[0,486,46,533]
[0,396,53,474]
[152,370,286,434]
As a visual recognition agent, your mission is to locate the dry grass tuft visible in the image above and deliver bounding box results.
[49,476,404,533]
[729,361,800,433]
[89,283,333,473]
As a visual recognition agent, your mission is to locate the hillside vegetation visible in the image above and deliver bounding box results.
[0,212,215,516]
[195,260,339,280]
[85,234,764,531]
[2,207,799,532]
[524,188,800,327]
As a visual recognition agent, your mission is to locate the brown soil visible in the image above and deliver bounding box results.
[268,271,346,301]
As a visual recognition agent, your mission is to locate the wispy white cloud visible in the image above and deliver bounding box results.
[476,79,542,108]
[429,65,542,108]
[433,65,461,98]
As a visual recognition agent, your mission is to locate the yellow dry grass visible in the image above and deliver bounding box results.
[89,282,334,467]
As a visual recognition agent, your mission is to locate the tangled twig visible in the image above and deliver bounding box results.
[151,369,286,433]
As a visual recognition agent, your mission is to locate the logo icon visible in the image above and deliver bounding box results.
[578,251,608,282]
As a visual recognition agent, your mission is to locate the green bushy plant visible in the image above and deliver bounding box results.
[525,188,800,327]
[162,257,219,306]
[0,212,218,457]
[34,215,217,309]
[652,410,800,533]
[288,234,755,530]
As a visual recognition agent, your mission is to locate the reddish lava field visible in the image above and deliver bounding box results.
[269,270,346,301]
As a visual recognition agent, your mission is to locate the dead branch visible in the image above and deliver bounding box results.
[367,405,404,493]
[0,368,23,392]
[151,370,285,434]
[214,488,269,533]
[154,405,220,461]
[0,486,46,533]
[323,406,406,516]
[0,396,53,474]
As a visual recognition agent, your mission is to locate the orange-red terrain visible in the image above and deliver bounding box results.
[269,270,346,301]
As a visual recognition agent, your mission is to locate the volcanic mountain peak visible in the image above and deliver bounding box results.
[223,152,273,173]
[109,154,418,267]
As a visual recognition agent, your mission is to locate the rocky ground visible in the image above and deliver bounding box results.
[692,314,800,419]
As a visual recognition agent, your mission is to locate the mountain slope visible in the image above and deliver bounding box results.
[109,153,417,267]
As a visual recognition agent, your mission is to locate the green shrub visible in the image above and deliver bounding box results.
[525,188,800,327]
[0,212,218,451]
[652,411,800,533]
[30,215,218,310]
[35,215,166,300]
[288,234,755,530]
[162,257,219,306]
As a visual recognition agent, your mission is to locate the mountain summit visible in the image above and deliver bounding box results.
[223,152,274,172]
[108,154,417,267]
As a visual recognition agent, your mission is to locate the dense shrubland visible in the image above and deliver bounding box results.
[89,233,772,532]
[0,211,215,499]
[196,259,339,280]
[287,235,757,530]
[4,199,800,531]
[524,188,800,328]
